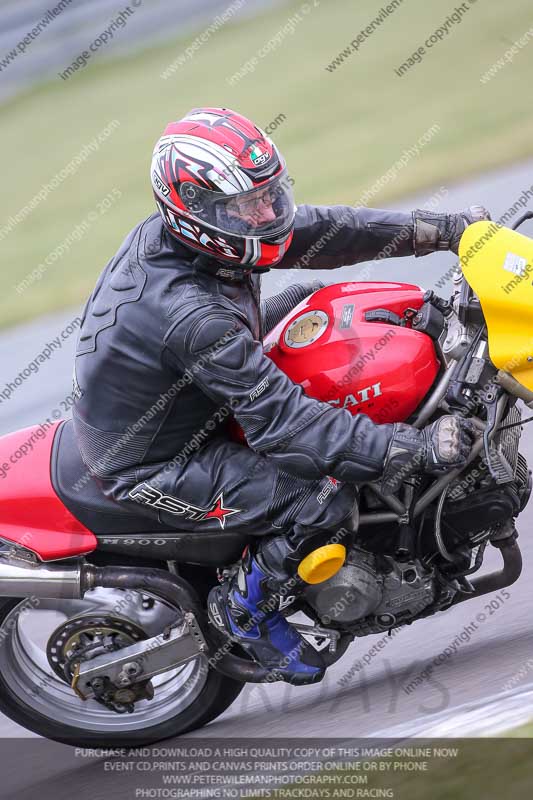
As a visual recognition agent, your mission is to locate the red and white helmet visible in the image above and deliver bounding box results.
[150,107,295,269]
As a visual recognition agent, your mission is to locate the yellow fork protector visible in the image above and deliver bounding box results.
[460,221,533,391]
[297,544,346,584]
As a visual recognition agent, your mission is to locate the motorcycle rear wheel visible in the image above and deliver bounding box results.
[0,592,244,748]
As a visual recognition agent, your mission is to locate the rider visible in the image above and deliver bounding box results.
[72,107,486,685]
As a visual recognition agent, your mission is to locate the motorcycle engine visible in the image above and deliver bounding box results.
[304,546,435,632]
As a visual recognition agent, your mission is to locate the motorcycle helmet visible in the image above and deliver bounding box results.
[150,107,295,268]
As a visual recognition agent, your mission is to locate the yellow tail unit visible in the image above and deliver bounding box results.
[459,221,533,392]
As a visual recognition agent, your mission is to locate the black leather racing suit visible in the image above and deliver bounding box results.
[71,205,418,548]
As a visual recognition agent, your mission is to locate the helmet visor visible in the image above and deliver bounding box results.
[179,168,295,239]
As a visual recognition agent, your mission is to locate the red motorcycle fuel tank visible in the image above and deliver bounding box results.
[264,282,440,424]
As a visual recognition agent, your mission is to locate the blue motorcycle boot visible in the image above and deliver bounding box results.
[208,545,326,686]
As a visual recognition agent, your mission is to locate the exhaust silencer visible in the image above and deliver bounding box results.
[0,555,93,599]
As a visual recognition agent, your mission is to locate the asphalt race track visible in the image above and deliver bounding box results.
[1,161,533,779]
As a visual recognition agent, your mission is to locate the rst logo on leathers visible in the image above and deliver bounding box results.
[249,376,269,401]
[129,483,241,529]
[316,476,339,505]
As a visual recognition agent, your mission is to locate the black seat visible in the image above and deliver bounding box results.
[51,420,250,565]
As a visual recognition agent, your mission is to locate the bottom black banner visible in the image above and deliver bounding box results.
[1,737,532,800]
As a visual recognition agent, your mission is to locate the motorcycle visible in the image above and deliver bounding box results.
[0,216,532,747]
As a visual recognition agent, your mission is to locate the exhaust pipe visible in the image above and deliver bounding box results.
[452,537,522,606]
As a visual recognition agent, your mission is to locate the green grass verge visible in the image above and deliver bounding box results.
[1,0,533,327]
[507,719,533,737]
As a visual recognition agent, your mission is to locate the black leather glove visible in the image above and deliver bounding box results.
[381,415,477,495]
[413,205,491,256]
